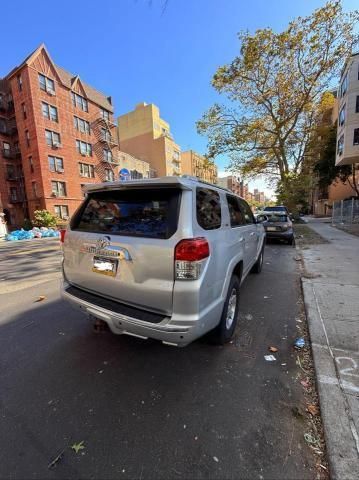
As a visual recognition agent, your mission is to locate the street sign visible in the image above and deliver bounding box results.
[119,168,130,181]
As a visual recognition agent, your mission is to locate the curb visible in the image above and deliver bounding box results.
[301,278,359,480]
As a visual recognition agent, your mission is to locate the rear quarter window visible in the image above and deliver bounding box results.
[70,188,181,239]
[196,187,221,230]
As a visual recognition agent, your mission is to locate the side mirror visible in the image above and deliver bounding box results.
[256,215,268,223]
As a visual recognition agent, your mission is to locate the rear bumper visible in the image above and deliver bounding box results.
[265,229,293,240]
[62,281,222,346]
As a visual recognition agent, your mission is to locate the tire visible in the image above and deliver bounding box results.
[251,245,264,274]
[287,236,294,246]
[212,275,240,345]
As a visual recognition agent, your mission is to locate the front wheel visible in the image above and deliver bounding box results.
[212,275,240,345]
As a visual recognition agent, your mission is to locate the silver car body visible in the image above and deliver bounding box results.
[62,176,265,346]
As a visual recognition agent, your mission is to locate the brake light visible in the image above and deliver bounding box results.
[59,229,66,243]
[175,238,209,280]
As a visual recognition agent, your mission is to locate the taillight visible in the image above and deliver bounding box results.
[59,229,66,243]
[175,238,209,280]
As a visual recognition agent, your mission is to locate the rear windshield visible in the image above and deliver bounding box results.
[266,214,288,222]
[71,188,181,239]
[264,206,286,212]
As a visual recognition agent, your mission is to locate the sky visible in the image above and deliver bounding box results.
[1,0,357,197]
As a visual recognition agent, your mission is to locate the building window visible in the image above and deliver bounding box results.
[29,156,34,173]
[76,139,92,156]
[339,105,346,126]
[42,102,58,122]
[17,74,23,91]
[32,181,38,198]
[22,102,27,119]
[340,73,348,97]
[71,92,88,112]
[105,169,114,182]
[173,150,180,161]
[3,141,11,156]
[79,162,95,178]
[74,116,90,134]
[51,181,66,197]
[101,127,112,142]
[45,129,61,147]
[103,149,113,162]
[101,109,110,121]
[337,134,344,156]
[54,205,69,220]
[14,141,20,154]
[25,130,30,147]
[38,74,55,94]
[356,96,359,114]
[48,155,64,172]
[10,187,17,202]
[354,129,359,146]
[130,170,143,180]
[6,164,16,180]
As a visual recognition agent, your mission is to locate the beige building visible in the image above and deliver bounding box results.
[117,151,153,179]
[117,102,181,177]
[336,53,359,166]
[181,150,217,184]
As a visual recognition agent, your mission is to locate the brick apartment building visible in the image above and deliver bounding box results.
[0,44,125,228]
[181,150,217,184]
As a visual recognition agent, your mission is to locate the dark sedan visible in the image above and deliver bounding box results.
[258,212,294,245]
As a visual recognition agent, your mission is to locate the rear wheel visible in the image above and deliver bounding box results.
[212,275,240,345]
[251,245,264,274]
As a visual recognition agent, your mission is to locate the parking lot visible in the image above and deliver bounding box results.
[0,240,319,479]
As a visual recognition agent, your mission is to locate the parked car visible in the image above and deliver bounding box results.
[263,205,290,216]
[61,176,266,346]
[258,212,294,245]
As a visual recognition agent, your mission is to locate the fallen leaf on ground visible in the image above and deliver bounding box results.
[71,441,85,454]
[213,456,219,463]
[268,346,278,353]
[300,379,310,389]
[307,404,319,416]
[36,296,46,302]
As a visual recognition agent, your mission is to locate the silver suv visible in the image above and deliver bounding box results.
[62,176,266,346]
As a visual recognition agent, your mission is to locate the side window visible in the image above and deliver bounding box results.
[226,195,245,227]
[238,199,255,224]
[196,187,221,230]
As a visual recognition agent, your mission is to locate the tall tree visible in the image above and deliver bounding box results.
[197,1,359,189]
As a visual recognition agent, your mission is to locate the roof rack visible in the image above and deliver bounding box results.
[181,174,232,194]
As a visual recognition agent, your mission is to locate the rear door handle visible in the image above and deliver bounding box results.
[250,232,256,236]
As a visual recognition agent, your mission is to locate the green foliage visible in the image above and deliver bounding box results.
[32,210,58,228]
[197,0,359,196]
[23,218,33,230]
[276,174,313,213]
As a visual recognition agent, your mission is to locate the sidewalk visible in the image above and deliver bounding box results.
[299,219,359,479]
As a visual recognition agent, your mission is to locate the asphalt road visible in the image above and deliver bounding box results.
[0,240,316,479]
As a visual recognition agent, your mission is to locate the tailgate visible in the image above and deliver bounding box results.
[63,187,182,315]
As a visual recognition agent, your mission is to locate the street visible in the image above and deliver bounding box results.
[0,240,319,479]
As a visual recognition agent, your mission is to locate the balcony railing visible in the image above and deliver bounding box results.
[2,149,15,159]
[9,195,25,204]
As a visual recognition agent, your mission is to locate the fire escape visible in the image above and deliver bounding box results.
[90,114,119,182]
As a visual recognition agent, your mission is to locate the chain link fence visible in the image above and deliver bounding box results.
[332,198,359,226]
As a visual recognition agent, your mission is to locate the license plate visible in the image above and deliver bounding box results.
[92,256,118,277]
[266,227,278,231]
